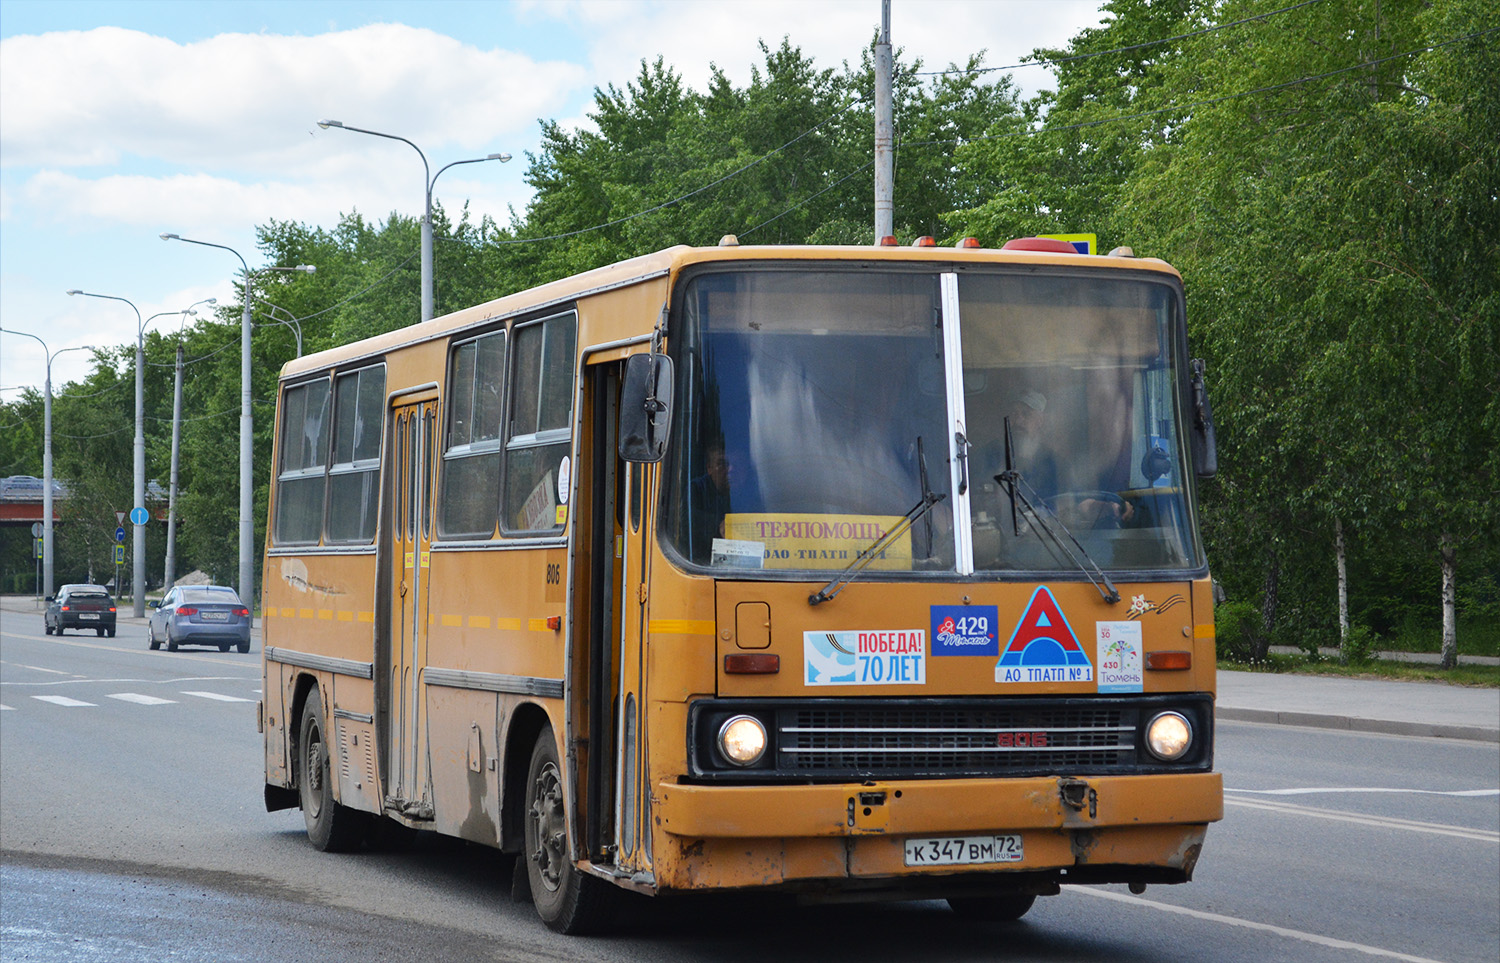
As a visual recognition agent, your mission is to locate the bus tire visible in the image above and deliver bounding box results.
[298,688,365,852]
[524,729,614,934]
[947,893,1037,921]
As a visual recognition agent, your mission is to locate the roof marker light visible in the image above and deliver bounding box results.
[877,235,899,247]
[912,236,936,247]
[955,237,982,249]
[1001,237,1080,254]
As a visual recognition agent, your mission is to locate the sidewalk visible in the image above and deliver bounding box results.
[3,595,1496,743]
[1217,669,1499,743]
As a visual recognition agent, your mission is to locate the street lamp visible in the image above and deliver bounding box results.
[158,234,315,609]
[317,119,510,322]
[164,297,217,592]
[66,288,149,617]
[0,328,94,598]
[255,299,304,357]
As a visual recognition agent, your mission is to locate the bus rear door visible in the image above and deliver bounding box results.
[389,398,437,818]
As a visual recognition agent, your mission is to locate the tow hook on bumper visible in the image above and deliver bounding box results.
[1059,777,1098,818]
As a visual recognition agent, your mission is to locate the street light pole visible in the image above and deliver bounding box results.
[317,119,510,322]
[255,298,305,357]
[66,289,149,616]
[157,235,255,606]
[164,297,217,593]
[0,329,93,599]
[158,236,313,608]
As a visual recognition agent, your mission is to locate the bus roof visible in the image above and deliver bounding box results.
[278,242,1181,381]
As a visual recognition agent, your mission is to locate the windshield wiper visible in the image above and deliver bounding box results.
[995,418,1120,605]
[809,467,946,607]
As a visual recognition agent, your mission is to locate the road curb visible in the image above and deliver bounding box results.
[1217,707,1500,744]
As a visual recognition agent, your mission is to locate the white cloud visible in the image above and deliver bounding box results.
[0,24,589,171]
[565,0,1101,106]
[1,2,1109,396]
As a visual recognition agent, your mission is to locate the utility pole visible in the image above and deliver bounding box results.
[874,0,894,242]
[165,342,184,592]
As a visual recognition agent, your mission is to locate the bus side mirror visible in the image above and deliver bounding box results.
[1190,359,1218,479]
[619,353,673,463]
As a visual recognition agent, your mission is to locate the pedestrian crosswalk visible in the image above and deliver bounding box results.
[179,690,255,703]
[15,689,257,709]
[33,695,97,707]
[108,693,177,706]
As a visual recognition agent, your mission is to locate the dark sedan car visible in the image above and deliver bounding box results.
[148,585,251,652]
[44,584,117,637]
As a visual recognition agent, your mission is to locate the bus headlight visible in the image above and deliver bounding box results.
[717,715,768,767]
[1145,711,1193,761]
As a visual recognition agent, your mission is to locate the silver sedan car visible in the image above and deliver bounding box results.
[148,586,252,652]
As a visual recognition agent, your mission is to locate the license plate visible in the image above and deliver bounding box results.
[201,612,228,622]
[79,613,99,620]
[904,834,1023,867]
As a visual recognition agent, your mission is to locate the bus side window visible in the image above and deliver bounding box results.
[502,312,577,534]
[327,364,385,543]
[439,332,504,538]
[274,378,331,544]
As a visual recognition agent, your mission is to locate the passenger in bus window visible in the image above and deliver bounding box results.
[1003,390,1132,528]
[1008,390,1059,498]
[690,442,733,559]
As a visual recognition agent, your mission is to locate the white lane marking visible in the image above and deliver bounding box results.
[0,661,70,675]
[31,695,97,707]
[181,691,254,703]
[108,693,177,706]
[0,704,13,711]
[2,676,253,688]
[1229,787,1499,797]
[1071,887,1447,963]
[1225,796,1500,843]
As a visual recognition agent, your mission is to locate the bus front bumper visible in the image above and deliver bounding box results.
[650,772,1221,893]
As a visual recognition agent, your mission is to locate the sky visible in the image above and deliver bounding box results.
[0,0,1107,398]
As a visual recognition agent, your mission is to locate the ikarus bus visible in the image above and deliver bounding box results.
[260,234,1222,933]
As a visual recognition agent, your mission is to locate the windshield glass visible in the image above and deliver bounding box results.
[958,272,1199,572]
[661,266,1201,577]
[665,269,954,574]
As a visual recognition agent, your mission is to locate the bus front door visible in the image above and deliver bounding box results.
[577,360,652,874]
[389,399,436,819]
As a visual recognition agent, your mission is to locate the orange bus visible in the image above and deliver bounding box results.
[260,236,1223,932]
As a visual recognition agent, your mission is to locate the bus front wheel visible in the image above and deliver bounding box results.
[947,893,1037,921]
[524,729,614,934]
[298,688,365,852]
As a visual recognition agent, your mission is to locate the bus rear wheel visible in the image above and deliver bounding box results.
[947,893,1037,921]
[524,729,613,934]
[298,687,365,852]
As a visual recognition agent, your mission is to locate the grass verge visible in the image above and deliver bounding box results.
[1222,654,1499,687]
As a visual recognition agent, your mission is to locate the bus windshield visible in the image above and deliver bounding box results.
[663,266,1202,577]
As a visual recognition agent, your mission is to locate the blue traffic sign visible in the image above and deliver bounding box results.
[115,526,126,542]
[130,507,149,526]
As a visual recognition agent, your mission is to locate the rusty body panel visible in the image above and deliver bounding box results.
[262,242,1220,910]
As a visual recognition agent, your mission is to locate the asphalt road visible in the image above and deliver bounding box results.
[3,608,1497,962]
